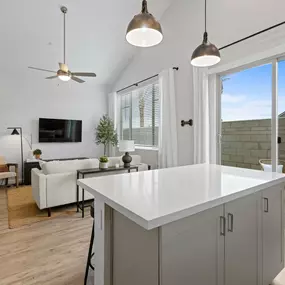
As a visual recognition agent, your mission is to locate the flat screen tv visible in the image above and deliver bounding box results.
[39,118,82,143]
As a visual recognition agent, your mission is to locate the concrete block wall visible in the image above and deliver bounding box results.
[221,118,285,170]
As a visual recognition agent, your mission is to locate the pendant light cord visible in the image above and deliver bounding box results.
[202,0,208,43]
[205,0,207,33]
[63,11,66,64]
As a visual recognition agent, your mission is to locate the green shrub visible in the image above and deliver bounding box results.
[95,115,118,156]
[100,156,109,163]
[33,149,42,155]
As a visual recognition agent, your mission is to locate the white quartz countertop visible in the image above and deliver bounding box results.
[77,164,285,230]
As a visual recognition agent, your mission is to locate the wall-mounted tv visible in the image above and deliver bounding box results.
[39,118,82,143]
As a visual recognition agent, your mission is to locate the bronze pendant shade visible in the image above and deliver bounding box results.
[126,0,163,47]
[191,0,220,67]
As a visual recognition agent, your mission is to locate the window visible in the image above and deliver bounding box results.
[119,81,160,148]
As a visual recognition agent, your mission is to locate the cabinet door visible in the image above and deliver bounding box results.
[161,205,224,285]
[225,194,259,285]
[262,185,283,285]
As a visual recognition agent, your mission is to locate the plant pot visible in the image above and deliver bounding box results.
[99,162,109,169]
[35,154,41,160]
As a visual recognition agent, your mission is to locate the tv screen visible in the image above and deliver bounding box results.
[39,118,82,143]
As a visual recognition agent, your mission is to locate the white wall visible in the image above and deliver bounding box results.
[0,72,107,180]
[112,0,285,166]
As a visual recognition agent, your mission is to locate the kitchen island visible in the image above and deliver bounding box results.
[77,164,285,285]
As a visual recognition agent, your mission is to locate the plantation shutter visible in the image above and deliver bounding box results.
[119,81,160,147]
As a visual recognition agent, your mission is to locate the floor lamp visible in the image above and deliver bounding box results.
[7,127,24,184]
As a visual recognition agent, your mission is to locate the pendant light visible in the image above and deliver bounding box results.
[191,0,220,67]
[126,0,163,48]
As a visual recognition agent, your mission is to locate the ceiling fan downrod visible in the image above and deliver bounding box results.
[61,6,67,64]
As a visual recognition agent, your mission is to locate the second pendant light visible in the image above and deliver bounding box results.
[191,0,220,67]
[126,0,163,48]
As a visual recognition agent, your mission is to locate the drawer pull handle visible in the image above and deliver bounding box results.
[264,197,269,213]
[228,213,234,232]
[220,216,226,236]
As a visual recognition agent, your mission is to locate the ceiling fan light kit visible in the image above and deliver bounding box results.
[126,0,163,47]
[191,0,220,67]
[58,74,71,82]
[28,6,96,83]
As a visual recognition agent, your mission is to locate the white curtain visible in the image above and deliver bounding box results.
[158,68,178,168]
[107,92,118,157]
[193,67,218,164]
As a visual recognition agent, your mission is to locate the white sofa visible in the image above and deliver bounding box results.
[31,156,148,213]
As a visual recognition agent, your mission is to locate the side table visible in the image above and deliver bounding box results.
[77,166,139,218]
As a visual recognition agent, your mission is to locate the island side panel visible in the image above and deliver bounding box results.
[96,203,115,285]
[94,199,105,285]
[112,210,159,285]
[160,205,224,285]
[104,205,113,285]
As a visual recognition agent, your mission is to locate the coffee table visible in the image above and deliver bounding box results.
[76,166,139,218]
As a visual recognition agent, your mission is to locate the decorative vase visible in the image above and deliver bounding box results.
[99,162,108,169]
[35,154,41,160]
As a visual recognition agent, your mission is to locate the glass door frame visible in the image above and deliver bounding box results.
[216,56,283,172]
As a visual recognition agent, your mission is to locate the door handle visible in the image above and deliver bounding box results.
[227,213,234,232]
[263,197,269,213]
[220,216,226,236]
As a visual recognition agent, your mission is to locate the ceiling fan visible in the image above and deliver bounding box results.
[28,6,96,83]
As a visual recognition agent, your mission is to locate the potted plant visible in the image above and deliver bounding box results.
[95,115,118,156]
[99,156,109,169]
[33,149,42,160]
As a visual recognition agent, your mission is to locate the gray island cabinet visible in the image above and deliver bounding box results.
[78,164,285,285]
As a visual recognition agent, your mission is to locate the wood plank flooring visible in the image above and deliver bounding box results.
[0,188,94,285]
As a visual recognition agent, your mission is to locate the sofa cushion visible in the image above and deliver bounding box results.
[42,159,99,175]
[88,158,99,169]
[108,157,121,167]
[0,172,16,178]
[108,155,141,167]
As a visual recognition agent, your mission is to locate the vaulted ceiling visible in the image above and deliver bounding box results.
[0,0,173,85]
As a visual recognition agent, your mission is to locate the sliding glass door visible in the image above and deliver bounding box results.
[218,58,283,172]
[278,59,285,171]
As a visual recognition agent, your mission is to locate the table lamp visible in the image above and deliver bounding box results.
[119,140,135,168]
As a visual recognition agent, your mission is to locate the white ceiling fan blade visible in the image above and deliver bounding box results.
[46,76,58,79]
[71,76,85,83]
[28,67,57,73]
[72,72,96,77]
[59,62,69,72]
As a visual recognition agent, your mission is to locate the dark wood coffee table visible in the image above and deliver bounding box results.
[76,166,139,218]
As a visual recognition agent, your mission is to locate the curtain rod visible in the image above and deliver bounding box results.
[117,67,179,93]
[219,20,285,51]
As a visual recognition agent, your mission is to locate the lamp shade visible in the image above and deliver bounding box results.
[11,128,20,135]
[119,140,135,152]
[126,0,163,48]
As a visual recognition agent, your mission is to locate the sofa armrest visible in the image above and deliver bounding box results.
[31,168,47,210]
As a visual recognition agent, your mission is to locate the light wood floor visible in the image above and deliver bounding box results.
[0,188,94,285]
